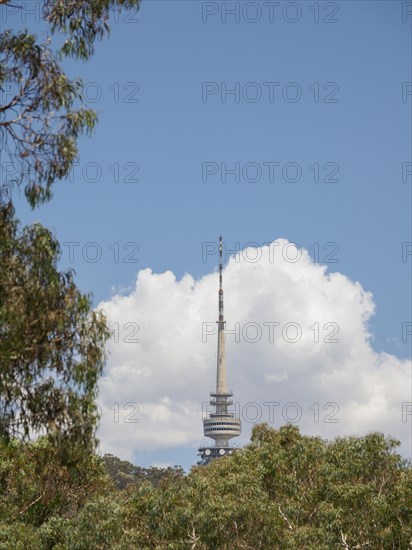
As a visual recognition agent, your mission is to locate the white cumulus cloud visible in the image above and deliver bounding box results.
[96,239,411,462]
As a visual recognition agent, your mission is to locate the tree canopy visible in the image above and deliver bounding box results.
[0,204,109,455]
[1,425,411,549]
[1,0,141,207]
[0,0,140,451]
[102,453,185,490]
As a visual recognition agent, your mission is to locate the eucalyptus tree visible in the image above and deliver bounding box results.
[0,0,140,453]
[1,0,141,206]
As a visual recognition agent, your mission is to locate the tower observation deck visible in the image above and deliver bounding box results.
[197,236,241,464]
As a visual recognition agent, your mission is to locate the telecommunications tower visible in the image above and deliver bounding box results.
[197,236,241,464]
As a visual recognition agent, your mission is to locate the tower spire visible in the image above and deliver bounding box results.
[216,235,228,394]
[219,234,223,321]
[198,236,241,464]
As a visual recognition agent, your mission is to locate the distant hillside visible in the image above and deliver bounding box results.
[101,453,185,490]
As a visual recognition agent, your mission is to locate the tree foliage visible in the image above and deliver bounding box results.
[0,30,96,207]
[44,0,142,60]
[102,453,185,490]
[0,204,109,455]
[0,0,140,452]
[1,425,411,549]
[0,437,112,527]
[0,0,141,207]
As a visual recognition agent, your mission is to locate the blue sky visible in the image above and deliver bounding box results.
[2,0,411,470]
